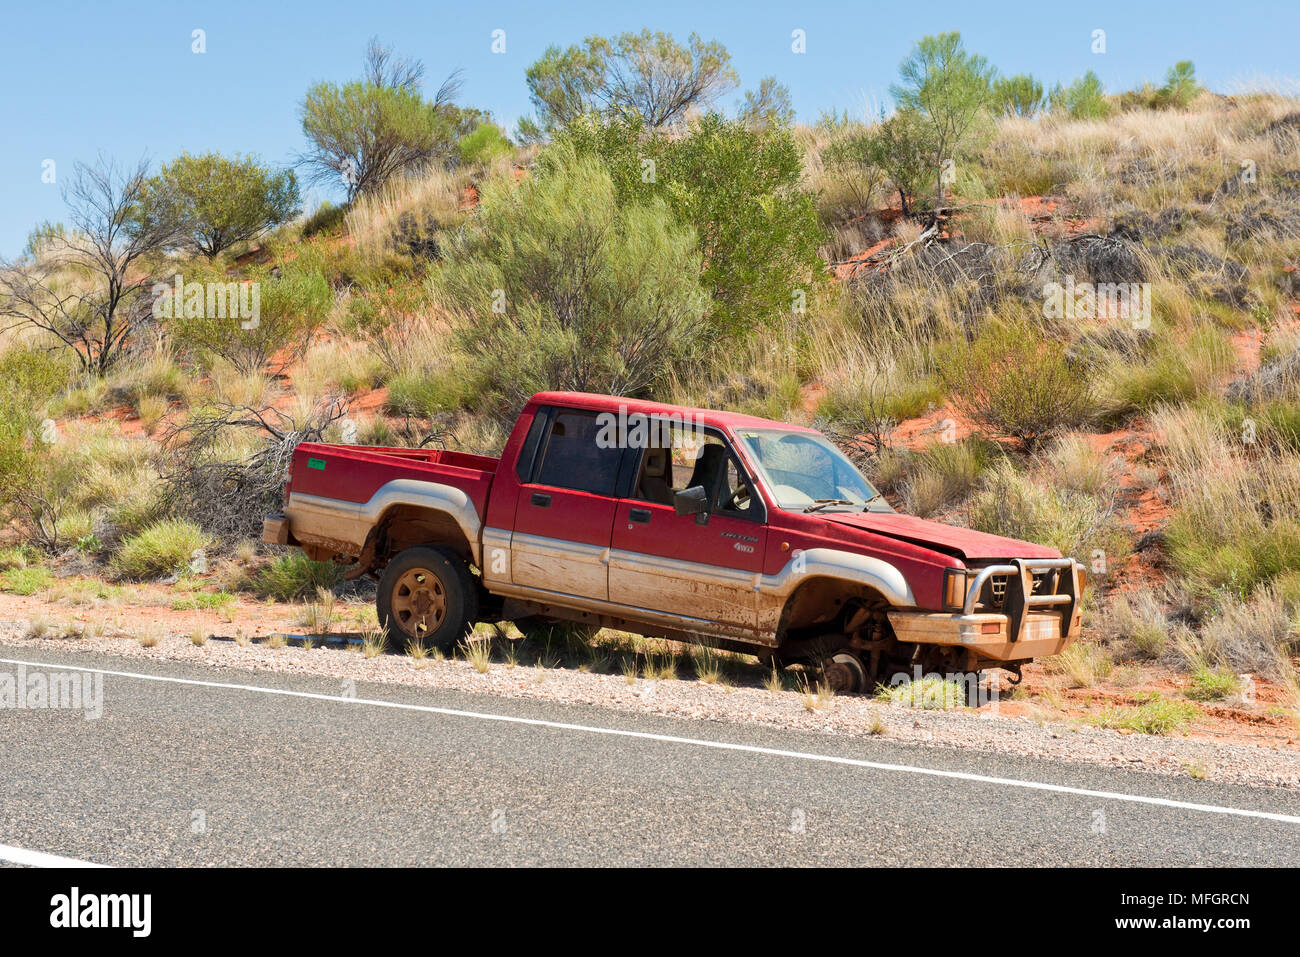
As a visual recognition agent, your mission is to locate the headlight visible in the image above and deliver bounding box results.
[943,567,969,611]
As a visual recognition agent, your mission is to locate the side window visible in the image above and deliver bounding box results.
[633,426,762,521]
[635,427,726,505]
[532,409,622,496]
[716,454,762,521]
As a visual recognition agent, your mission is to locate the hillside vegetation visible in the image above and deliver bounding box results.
[2,31,1299,721]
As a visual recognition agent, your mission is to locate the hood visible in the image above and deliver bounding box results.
[820,511,1061,562]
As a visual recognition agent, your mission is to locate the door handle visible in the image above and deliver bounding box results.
[530,492,552,507]
[628,508,652,524]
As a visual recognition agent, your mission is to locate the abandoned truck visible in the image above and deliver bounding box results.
[263,392,1085,692]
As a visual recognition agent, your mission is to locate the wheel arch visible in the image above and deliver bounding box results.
[367,503,476,567]
[763,547,916,639]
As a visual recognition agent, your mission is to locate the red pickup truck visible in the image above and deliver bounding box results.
[263,392,1084,692]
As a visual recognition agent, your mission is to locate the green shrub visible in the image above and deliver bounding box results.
[939,323,1092,450]
[905,439,994,517]
[1186,665,1243,702]
[171,591,236,611]
[552,113,824,336]
[1193,587,1298,676]
[458,122,513,165]
[0,545,38,571]
[435,153,711,419]
[1089,698,1198,735]
[113,519,211,579]
[1157,61,1199,110]
[1050,71,1111,119]
[1043,435,1112,498]
[1096,591,1172,659]
[969,460,1122,560]
[169,257,332,375]
[1166,496,1300,599]
[820,372,943,436]
[256,552,343,601]
[1103,327,1234,421]
[1261,399,1300,453]
[385,369,469,418]
[0,566,53,596]
[0,346,72,405]
[992,73,1045,117]
[875,675,971,709]
[301,201,347,238]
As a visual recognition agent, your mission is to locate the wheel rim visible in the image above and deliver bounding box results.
[391,567,447,637]
[825,652,867,694]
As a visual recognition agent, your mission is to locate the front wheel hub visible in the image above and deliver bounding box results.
[391,568,446,637]
[824,652,867,694]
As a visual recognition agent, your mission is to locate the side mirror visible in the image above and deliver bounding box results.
[673,485,710,524]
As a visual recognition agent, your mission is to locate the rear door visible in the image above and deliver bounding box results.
[609,426,767,629]
[511,407,626,602]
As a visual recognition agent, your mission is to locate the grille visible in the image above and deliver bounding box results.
[989,574,1009,608]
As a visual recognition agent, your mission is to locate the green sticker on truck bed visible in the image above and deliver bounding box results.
[307,458,326,470]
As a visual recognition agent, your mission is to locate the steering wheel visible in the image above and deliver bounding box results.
[722,482,751,512]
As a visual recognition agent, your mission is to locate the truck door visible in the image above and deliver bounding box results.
[511,407,624,602]
[609,427,766,631]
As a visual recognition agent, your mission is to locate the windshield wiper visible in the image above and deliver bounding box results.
[860,493,883,510]
[804,499,855,513]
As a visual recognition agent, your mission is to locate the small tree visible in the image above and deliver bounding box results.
[298,40,466,200]
[873,110,935,217]
[890,32,996,212]
[822,125,890,212]
[1050,71,1111,119]
[1158,61,1199,109]
[738,76,795,131]
[23,221,66,259]
[602,30,737,126]
[992,74,1045,117]
[0,156,174,373]
[520,30,737,136]
[142,152,300,259]
[519,41,607,140]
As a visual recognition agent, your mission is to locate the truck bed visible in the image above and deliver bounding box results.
[286,442,499,520]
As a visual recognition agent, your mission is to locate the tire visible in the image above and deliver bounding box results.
[377,546,478,652]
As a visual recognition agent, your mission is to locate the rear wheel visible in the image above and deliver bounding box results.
[377,546,478,652]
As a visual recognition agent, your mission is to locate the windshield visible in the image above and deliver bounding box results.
[732,428,890,512]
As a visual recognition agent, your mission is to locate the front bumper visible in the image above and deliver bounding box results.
[888,557,1084,663]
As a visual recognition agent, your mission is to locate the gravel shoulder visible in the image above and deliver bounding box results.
[3,619,1299,792]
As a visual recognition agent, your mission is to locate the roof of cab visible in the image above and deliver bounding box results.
[526,391,818,434]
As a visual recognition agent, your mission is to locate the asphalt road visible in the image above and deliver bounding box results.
[1,648,1298,866]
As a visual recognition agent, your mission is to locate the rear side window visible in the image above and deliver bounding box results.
[514,408,550,482]
[532,409,623,496]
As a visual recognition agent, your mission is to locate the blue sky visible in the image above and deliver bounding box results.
[2,0,1297,257]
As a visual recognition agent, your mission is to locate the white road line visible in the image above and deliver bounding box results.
[0,843,107,868]
[4,655,1300,827]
